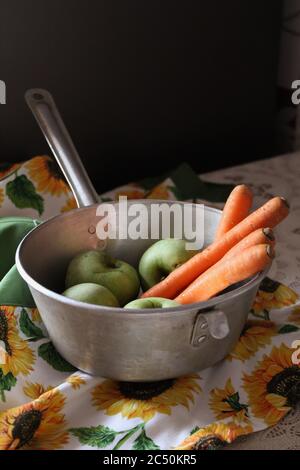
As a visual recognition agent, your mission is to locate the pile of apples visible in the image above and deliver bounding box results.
[63,239,195,310]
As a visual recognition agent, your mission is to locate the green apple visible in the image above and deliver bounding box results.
[139,239,198,290]
[65,250,140,306]
[63,283,119,307]
[124,297,180,309]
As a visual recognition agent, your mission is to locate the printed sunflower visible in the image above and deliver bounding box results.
[115,188,145,200]
[146,184,170,200]
[243,343,300,426]
[61,196,77,213]
[0,388,68,450]
[288,306,300,326]
[23,382,53,400]
[227,320,277,362]
[0,307,35,377]
[209,378,249,423]
[251,278,298,319]
[67,374,86,390]
[92,375,201,422]
[30,308,42,323]
[25,156,69,196]
[176,421,253,450]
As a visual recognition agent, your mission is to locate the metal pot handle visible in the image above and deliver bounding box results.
[25,89,99,208]
[190,310,230,346]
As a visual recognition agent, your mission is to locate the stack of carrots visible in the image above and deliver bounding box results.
[142,185,289,304]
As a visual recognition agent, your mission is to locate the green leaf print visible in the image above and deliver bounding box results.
[167,185,181,200]
[38,341,77,372]
[70,425,117,448]
[99,196,113,202]
[19,308,45,341]
[250,308,270,321]
[0,370,17,401]
[6,175,44,215]
[190,426,200,435]
[70,422,158,450]
[278,324,300,334]
[132,429,160,450]
[112,424,144,450]
[224,392,249,414]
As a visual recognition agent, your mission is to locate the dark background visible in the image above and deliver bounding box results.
[0,1,283,192]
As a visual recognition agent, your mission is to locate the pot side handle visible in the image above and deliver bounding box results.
[190,310,230,346]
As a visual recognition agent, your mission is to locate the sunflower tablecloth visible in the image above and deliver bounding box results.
[0,154,300,451]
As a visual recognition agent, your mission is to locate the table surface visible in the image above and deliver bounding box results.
[202,152,300,450]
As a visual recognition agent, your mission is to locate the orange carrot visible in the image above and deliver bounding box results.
[215,185,253,241]
[221,227,275,262]
[142,197,288,299]
[175,244,274,304]
[198,227,275,279]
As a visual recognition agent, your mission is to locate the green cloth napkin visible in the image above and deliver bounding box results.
[139,162,234,202]
[0,217,39,307]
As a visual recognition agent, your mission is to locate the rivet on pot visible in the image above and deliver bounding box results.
[197,335,207,344]
[88,225,96,234]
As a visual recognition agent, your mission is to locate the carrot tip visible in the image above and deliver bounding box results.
[267,245,275,259]
[281,197,290,209]
[262,227,275,241]
[240,184,252,192]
